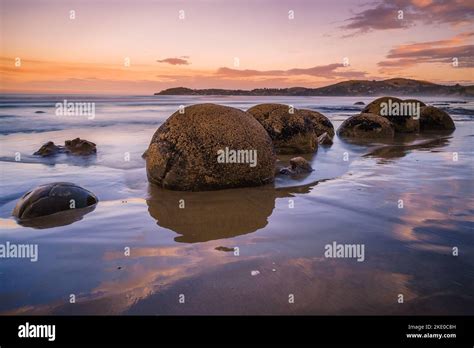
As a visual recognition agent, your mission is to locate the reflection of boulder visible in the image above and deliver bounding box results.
[363,136,451,161]
[147,184,276,243]
[15,205,97,229]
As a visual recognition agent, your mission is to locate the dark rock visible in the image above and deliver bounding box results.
[247,103,317,154]
[337,113,395,139]
[65,138,96,155]
[354,101,365,105]
[317,132,333,145]
[215,246,235,252]
[33,141,63,157]
[279,156,313,175]
[35,110,46,114]
[12,182,98,220]
[145,103,276,191]
[419,106,455,131]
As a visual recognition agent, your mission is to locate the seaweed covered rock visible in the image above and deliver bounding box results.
[145,103,276,191]
[12,182,98,220]
[337,113,394,139]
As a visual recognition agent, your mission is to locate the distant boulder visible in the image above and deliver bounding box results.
[337,113,394,139]
[34,138,96,157]
[354,101,365,105]
[34,141,63,157]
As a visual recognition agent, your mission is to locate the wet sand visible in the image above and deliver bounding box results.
[0,95,473,315]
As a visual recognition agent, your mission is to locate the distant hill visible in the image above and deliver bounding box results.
[155,79,474,97]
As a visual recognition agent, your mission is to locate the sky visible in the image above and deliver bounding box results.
[0,0,473,94]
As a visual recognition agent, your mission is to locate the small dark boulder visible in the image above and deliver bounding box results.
[35,110,46,114]
[354,101,365,106]
[34,141,63,157]
[317,132,333,146]
[279,156,313,175]
[419,106,455,131]
[65,138,97,155]
[337,113,395,139]
[12,182,98,220]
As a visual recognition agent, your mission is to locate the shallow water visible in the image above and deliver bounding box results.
[0,95,473,315]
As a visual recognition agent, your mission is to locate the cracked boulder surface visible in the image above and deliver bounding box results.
[297,109,335,138]
[337,113,395,139]
[247,103,322,154]
[145,103,276,191]
[12,182,98,220]
[419,106,456,131]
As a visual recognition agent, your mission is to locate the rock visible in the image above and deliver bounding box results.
[354,101,365,105]
[403,99,426,107]
[419,106,455,131]
[297,109,335,137]
[35,110,46,114]
[33,141,63,157]
[65,138,96,155]
[337,113,395,139]
[317,132,333,145]
[363,96,420,133]
[215,246,235,252]
[247,103,317,154]
[279,156,313,175]
[142,150,148,159]
[146,103,276,191]
[12,182,98,220]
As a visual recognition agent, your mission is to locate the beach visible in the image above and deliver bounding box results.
[0,95,473,315]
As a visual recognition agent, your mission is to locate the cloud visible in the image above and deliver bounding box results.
[378,32,474,70]
[342,0,474,35]
[157,57,190,65]
[216,63,368,80]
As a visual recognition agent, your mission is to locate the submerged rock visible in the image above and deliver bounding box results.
[337,113,395,139]
[13,182,98,220]
[64,138,97,155]
[419,106,456,131]
[34,138,96,157]
[34,141,63,156]
[247,103,318,154]
[279,156,313,175]
[146,103,276,191]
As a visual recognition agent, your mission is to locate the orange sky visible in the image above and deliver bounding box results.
[1,0,473,94]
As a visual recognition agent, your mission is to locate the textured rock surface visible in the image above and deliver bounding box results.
[337,113,395,139]
[419,106,456,131]
[146,103,276,191]
[13,182,98,220]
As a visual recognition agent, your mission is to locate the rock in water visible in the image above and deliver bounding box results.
[317,132,333,145]
[354,101,365,105]
[65,138,97,155]
[297,109,335,137]
[247,103,317,154]
[337,113,394,139]
[145,103,276,191]
[419,106,455,131]
[279,156,313,175]
[363,96,420,133]
[34,141,62,157]
[12,182,98,220]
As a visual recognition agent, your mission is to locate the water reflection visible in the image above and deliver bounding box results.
[15,205,97,229]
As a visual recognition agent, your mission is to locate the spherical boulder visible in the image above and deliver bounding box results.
[419,106,455,131]
[13,182,98,220]
[145,103,276,191]
[363,96,419,133]
[337,113,394,139]
[247,103,317,154]
[297,109,335,137]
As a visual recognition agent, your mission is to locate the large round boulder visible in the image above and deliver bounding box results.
[337,113,395,139]
[145,103,276,191]
[297,109,335,137]
[419,106,455,131]
[247,103,317,154]
[363,96,420,133]
[13,182,98,220]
